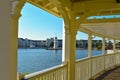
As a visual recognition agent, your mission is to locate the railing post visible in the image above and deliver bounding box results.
[102,37,106,70]
[88,34,92,79]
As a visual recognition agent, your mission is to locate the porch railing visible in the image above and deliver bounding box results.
[75,52,120,80]
[22,52,120,80]
[23,64,67,80]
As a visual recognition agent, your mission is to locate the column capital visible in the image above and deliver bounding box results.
[11,13,21,20]
[64,25,70,35]
[10,0,19,15]
[88,34,92,36]
[10,0,26,20]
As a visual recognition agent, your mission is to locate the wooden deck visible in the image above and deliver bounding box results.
[95,66,120,80]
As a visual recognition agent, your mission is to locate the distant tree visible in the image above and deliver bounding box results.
[78,43,82,48]
[92,43,94,48]
[76,43,79,48]
[106,41,113,50]
[85,43,88,49]
[96,42,102,50]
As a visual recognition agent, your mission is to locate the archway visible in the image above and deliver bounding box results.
[18,2,63,74]
[11,0,65,80]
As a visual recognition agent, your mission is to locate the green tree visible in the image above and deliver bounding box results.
[96,42,102,50]
[76,43,79,48]
[85,43,88,49]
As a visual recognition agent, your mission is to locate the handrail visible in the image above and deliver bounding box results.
[75,52,120,80]
[76,57,89,63]
[24,64,67,79]
[76,55,103,63]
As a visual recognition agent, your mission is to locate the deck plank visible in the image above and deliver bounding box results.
[95,66,120,80]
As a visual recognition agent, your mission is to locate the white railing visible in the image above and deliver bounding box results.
[92,55,104,76]
[75,58,90,80]
[22,52,120,80]
[75,52,120,80]
[24,64,67,80]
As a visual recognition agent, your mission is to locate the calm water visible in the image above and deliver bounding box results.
[18,49,102,73]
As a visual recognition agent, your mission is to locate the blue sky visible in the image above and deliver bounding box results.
[19,3,100,40]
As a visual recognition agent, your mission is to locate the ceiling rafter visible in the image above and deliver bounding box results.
[27,0,60,17]
[82,18,120,24]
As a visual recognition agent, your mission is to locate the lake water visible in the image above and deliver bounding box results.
[18,49,102,73]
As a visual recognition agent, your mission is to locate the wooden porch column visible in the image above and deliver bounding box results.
[102,37,106,70]
[62,13,77,80]
[88,34,92,57]
[113,39,116,53]
[62,22,70,64]
[68,29,76,80]
[88,34,92,79]
[0,1,19,80]
[0,1,25,80]
[0,1,10,80]
[102,37,106,55]
[10,13,20,80]
[62,25,76,80]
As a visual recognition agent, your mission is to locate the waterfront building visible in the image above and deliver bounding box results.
[57,39,62,47]
[46,38,54,48]
[18,38,47,48]
[18,38,24,48]
[41,40,47,47]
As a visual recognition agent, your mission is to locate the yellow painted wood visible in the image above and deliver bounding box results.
[0,1,11,80]
[88,34,92,57]
[102,37,106,55]
[113,40,116,53]
[3,0,120,80]
[75,52,120,80]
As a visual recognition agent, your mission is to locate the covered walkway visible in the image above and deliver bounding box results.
[95,66,120,80]
[1,0,120,80]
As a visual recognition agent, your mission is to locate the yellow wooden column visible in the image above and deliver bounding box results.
[0,0,11,80]
[0,0,22,80]
[113,39,116,53]
[88,34,92,57]
[10,14,20,80]
[67,12,77,80]
[68,28,76,80]
[62,22,70,64]
[102,37,106,70]
[88,34,92,79]
[62,12,77,80]
[102,37,106,55]
[58,4,77,80]
[8,1,25,80]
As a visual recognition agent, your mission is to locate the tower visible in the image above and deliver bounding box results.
[53,37,58,49]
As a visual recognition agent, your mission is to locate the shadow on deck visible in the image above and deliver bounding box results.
[95,66,120,80]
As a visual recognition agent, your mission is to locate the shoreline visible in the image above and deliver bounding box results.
[18,48,102,50]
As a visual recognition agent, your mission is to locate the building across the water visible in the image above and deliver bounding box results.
[18,38,120,50]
